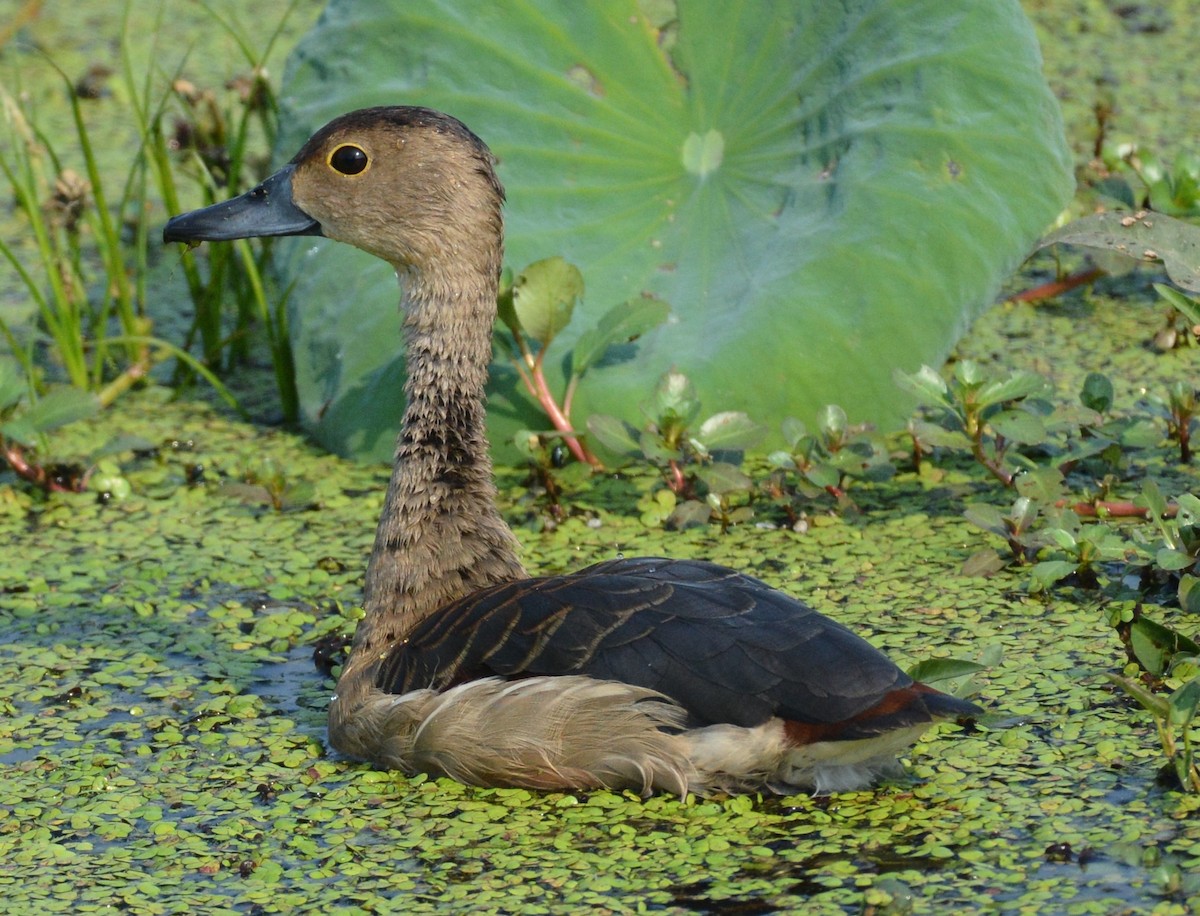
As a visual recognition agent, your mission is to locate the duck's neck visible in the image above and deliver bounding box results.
[352,271,526,663]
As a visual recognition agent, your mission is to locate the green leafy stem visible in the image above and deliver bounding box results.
[497,257,669,469]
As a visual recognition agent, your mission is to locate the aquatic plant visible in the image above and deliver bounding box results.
[1038,208,1200,315]
[895,360,1050,487]
[588,370,763,529]
[0,75,147,397]
[1026,512,1132,592]
[908,357,1200,791]
[0,356,98,492]
[1150,283,1200,352]
[220,457,316,513]
[271,0,1072,461]
[1108,601,1200,793]
[766,407,894,512]
[0,3,298,416]
[1143,381,1198,465]
[1096,141,1200,218]
[125,2,303,416]
[1131,484,1200,613]
[495,256,669,469]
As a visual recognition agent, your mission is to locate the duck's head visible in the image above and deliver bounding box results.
[164,106,505,279]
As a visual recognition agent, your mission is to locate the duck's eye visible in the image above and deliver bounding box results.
[329,145,368,176]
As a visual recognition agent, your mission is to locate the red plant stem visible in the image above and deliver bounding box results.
[0,439,81,493]
[529,357,602,468]
[507,328,538,394]
[1,440,39,484]
[510,358,538,405]
[666,459,687,494]
[506,330,600,467]
[562,374,579,420]
[1057,499,1183,520]
[1010,267,1105,303]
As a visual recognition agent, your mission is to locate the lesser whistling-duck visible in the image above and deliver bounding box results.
[164,106,980,795]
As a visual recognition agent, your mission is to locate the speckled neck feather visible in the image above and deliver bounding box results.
[349,278,527,660]
[334,204,525,714]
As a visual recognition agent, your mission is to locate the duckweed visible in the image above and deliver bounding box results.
[2,342,1199,913]
[3,0,1200,912]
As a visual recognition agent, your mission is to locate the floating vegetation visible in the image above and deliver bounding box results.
[2,1,1199,912]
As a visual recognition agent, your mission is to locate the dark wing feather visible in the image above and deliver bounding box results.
[375,557,915,728]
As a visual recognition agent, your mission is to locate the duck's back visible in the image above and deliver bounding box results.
[376,557,976,741]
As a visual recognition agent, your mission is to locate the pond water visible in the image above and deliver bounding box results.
[1,1,1199,913]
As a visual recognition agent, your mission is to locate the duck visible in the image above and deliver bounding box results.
[164,106,981,796]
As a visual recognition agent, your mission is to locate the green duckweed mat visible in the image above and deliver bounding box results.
[2,0,1200,913]
[3,290,1199,914]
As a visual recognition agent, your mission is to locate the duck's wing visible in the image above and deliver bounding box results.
[374,557,967,731]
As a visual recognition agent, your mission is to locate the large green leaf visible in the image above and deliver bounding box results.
[1040,211,1200,294]
[275,0,1072,462]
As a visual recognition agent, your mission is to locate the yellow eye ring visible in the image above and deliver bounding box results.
[329,144,369,176]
